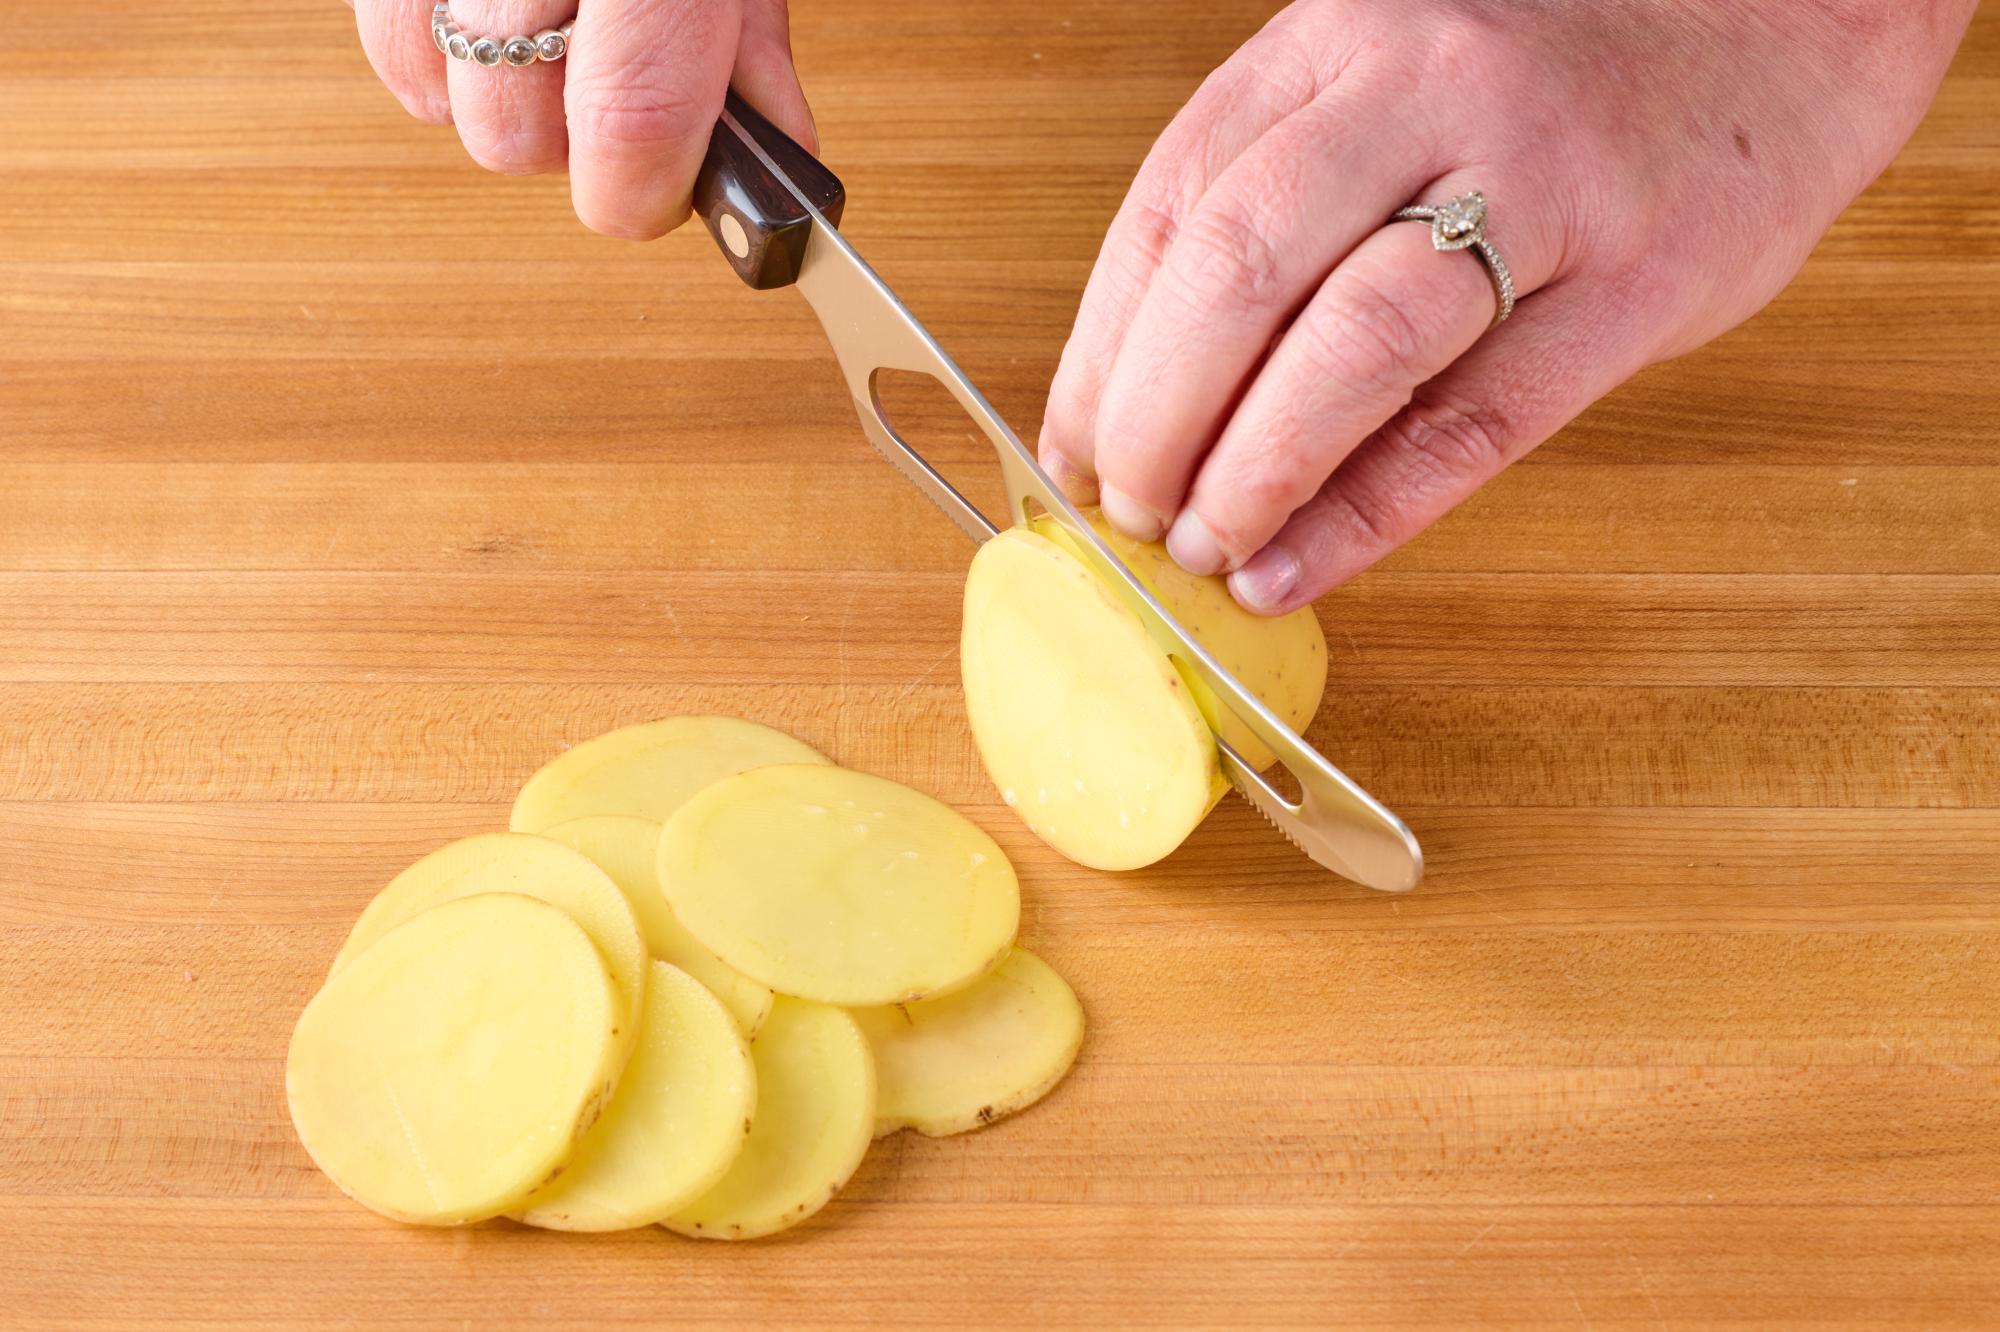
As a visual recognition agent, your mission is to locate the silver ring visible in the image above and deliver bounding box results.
[1389,191,1515,324]
[432,3,573,66]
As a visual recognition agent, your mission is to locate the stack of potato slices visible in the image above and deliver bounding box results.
[287,717,1085,1239]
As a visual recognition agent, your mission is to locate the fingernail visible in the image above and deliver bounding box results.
[1230,545,1300,612]
[1099,485,1166,542]
[1042,449,1099,504]
[1165,511,1229,577]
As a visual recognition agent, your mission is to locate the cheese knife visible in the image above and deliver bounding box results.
[693,92,1423,892]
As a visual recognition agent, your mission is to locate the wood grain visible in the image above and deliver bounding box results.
[2,0,1997,1326]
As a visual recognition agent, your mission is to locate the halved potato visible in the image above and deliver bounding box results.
[658,764,1020,1007]
[1032,508,1327,771]
[852,946,1084,1138]
[510,715,830,833]
[286,893,621,1226]
[662,997,875,1241]
[514,962,756,1232]
[331,833,648,1053]
[962,527,1218,870]
[542,816,776,1037]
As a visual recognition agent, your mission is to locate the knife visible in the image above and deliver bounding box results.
[692,92,1423,893]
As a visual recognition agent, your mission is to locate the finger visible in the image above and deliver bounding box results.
[1165,185,1561,576]
[1089,86,1437,540]
[731,0,817,154]
[355,0,451,123]
[1038,10,1353,496]
[1225,279,1655,613]
[566,0,742,240]
[445,0,572,173]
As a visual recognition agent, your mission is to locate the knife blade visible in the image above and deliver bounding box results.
[694,92,1423,893]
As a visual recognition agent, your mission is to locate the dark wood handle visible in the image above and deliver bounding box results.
[694,90,846,290]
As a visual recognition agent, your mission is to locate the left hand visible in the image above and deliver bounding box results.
[1037,0,1974,613]
[346,0,814,239]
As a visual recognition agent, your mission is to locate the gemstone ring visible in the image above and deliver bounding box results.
[1389,191,1516,324]
[432,3,573,68]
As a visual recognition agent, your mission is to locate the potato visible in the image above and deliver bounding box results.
[658,764,1019,1006]
[542,815,776,1037]
[510,715,830,833]
[1031,508,1327,771]
[961,527,1218,870]
[331,833,648,1054]
[286,893,622,1225]
[852,946,1084,1138]
[514,962,757,1232]
[663,997,875,1241]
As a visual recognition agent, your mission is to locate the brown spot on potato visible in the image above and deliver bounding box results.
[976,1104,996,1124]
[743,1117,753,1136]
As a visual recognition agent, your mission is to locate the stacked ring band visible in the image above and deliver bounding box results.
[432,3,573,67]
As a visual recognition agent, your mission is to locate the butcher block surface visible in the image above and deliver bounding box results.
[4,2,1999,1326]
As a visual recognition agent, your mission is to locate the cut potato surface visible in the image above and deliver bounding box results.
[1032,509,1327,771]
[511,715,830,834]
[659,764,1019,1006]
[542,816,775,1037]
[962,527,1217,871]
[853,947,1084,1138]
[515,962,756,1232]
[663,998,875,1241]
[286,893,621,1226]
[331,833,647,1052]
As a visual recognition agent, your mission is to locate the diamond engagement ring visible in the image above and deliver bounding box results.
[1389,191,1515,324]
[432,3,573,67]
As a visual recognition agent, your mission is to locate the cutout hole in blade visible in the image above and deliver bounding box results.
[867,368,1011,527]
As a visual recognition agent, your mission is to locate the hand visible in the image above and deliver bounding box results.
[1039,0,1974,613]
[346,0,814,238]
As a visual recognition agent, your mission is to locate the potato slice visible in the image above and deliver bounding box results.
[1032,508,1327,771]
[852,946,1084,1138]
[510,715,830,833]
[286,893,621,1225]
[662,997,875,1240]
[658,764,1019,1006]
[542,816,775,1037]
[514,962,757,1232]
[331,833,647,1052]
[961,527,1218,870]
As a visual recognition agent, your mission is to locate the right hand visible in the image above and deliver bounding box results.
[347,0,815,239]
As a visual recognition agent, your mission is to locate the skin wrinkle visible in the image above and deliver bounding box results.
[346,0,1976,607]
[1039,0,1975,614]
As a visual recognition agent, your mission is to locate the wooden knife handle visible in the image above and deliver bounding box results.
[695,90,846,290]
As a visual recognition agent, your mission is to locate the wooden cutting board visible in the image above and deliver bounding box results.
[4,1,1997,1325]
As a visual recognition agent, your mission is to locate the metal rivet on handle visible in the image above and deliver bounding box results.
[718,213,750,259]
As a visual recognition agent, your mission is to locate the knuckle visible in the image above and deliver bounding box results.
[460,119,564,174]
[567,70,709,157]
[1296,270,1438,403]
[1160,202,1289,319]
[577,203,686,242]
[1232,454,1312,531]
[1120,195,1182,272]
[1379,392,1513,484]
[1323,481,1406,553]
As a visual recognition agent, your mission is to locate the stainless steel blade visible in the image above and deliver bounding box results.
[721,107,1422,891]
